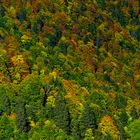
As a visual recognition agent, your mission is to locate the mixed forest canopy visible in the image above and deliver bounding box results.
[0,0,140,139]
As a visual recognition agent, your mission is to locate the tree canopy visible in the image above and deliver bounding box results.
[0,0,140,139]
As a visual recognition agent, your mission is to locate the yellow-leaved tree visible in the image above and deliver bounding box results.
[98,115,120,140]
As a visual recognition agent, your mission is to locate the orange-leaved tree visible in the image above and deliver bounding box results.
[98,114,120,140]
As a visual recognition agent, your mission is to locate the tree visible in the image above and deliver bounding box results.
[80,105,98,138]
[98,115,120,140]
[84,128,95,140]
[0,114,14,140]
[16,96,28,133]
[49,92,71,134]
[126,119,140,140]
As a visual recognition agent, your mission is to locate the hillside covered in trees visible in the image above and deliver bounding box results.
[0,0,140,139]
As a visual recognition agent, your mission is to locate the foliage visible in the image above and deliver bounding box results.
[0,0,140,139]
[98,115,120,140]
[126,119,140,140]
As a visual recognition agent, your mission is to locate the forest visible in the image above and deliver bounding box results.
[0,0,140,140]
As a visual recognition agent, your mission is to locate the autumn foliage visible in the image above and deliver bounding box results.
[0,0,140,139]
